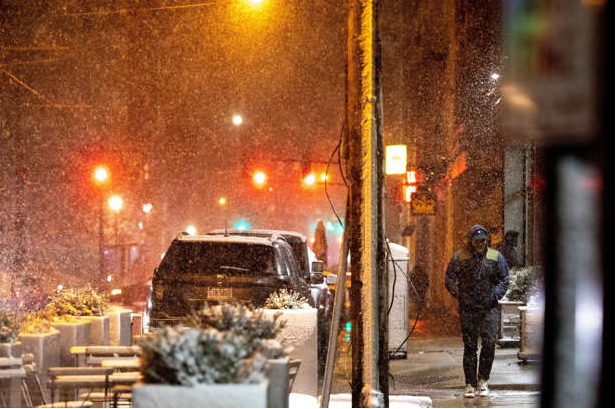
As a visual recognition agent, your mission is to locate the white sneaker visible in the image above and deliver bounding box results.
[464,384,475,398]
[478,379,489,397]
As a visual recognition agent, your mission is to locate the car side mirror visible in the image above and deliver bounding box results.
[311,261,324,273]
[310,271,324,284]
[325,274,337,286]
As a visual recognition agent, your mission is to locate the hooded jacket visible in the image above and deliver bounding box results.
[445,225,509,312]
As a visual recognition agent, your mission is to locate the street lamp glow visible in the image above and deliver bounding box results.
[304,173,316,186]
[218,197,227,206]
[186,225,197,236]
[93,166,109,183]
[142,203,152,213]
[491,73,500,81]
[232,115,243,126]
[253,171,267,186]
[108,195,123,212]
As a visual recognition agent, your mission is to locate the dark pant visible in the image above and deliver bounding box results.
[459,307,499,387]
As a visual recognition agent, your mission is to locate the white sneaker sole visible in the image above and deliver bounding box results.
[464,392,475,398]
[479,390,489,397]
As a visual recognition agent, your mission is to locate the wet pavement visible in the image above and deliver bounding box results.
[328,308,541,407]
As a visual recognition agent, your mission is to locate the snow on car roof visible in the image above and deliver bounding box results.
[208,229,307,241]
[176,234,275,246]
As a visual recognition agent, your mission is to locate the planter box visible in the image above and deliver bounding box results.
[497,300,524,347]
[132,382,268,408]
[18,328,60,402]
[80,316,110,346]
[106,307,133,346]
[518,306,542,363]
[263,308,317,397]
[51,319,91,366]
[266,358,290,408]
[0,341,21,358]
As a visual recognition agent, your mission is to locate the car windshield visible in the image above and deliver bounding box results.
[159,241,277,277]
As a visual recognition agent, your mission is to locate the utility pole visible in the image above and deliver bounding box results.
[347,0,387,407]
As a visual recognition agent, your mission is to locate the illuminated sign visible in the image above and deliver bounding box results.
[385,145,407,175]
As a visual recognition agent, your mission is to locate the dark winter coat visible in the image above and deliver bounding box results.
[445,225,509,312]
[496,230,520,269]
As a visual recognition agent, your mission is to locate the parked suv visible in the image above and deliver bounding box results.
[207,229,334,373]
[146,233,313,329]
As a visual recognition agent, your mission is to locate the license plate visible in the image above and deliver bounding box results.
[207,287,232,300]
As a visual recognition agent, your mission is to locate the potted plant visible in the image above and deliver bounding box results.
[0,310,22,357]
[132,324,271,408]
[47,286,110,345]
[185,303,292,407]
[505,266,542,362]
[263,289,318,397]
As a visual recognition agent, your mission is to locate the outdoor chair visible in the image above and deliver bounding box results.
[47,367,112,407]
[0,356,29,408]
[84,347,141,367]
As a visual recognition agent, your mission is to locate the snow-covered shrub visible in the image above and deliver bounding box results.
[19,308,56,334]
[185,303,286,359]
[0,310,22,343]
[139,326,268,386]
[505,266,541,303]
[264,289,311,310]
[47,285,108,317]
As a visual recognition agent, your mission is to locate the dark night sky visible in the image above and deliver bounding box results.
[1,0,348,277]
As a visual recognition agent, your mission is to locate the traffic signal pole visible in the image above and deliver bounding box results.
[347,0,387,407]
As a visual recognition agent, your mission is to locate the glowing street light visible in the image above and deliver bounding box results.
[304,173,316,186]
[142,203,152,213]
[93,166,109,184]
[218,197,227,206]
[232,115,243,126]
[253,171,267,187]
[108,195,123,212]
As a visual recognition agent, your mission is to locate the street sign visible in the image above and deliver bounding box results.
[411,192,437,215]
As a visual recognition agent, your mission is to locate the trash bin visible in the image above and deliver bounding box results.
[386,242,409,359]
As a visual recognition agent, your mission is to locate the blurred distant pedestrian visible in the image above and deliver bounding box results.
[409,265,429,311]
[496,230,521,269]
[445,224,509,398]
[313,220,328,266]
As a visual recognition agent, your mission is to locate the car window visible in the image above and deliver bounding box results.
[274,244,291,277]
[277,243,301,279]
[158,241,277,276]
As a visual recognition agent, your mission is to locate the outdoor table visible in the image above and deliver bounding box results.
[101,358,140,372]
[69,346,88,367]
[109,371,142,386]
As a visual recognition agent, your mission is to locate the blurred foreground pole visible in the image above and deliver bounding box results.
[346,0,387,407]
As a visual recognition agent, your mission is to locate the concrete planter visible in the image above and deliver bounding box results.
[0,341,21,358]
[51,319,91,366]
[106,306,133,346]
[80,315,110,345]
[18,328,60,402]
[263,308,317,397]
[266,358,291,408]
[497,300,524,347]
[132,382,268,408]
[518,306,542,363]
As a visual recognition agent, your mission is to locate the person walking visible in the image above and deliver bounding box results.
[445,224,509,398]
[496,230,521,269]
